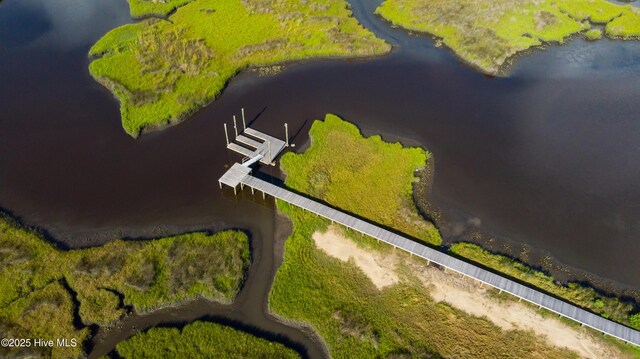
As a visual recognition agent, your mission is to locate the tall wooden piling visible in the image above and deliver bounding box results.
[233,116,238,138]
[284,123,289,147]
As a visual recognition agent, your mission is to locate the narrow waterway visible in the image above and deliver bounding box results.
[87,210,327,358]
[2,0,640,355]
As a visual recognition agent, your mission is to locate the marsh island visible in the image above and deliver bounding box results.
[376,0,640,74]
[89,0,389,137]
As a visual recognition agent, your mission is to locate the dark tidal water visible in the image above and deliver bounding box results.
[1,0,640,355]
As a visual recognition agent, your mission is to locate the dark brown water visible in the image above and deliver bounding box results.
[2,0,640,354]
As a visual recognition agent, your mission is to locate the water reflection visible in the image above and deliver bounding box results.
[0,0,131,50]
[512,38,640,78]
[0,0,50,49]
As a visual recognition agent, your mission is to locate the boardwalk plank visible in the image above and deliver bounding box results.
[226,173,640,347]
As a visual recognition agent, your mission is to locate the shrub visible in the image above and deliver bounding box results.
[630,313,640,329]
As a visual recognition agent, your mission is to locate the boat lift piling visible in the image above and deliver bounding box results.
[233,116,238,138]
[222,109,287,166]
[284,123,289,147]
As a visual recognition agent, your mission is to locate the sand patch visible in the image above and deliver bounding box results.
[312,226,628,359]
[408,262,626,359]
[312,227,399,289]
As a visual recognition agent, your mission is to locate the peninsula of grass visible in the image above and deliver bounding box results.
[270,115,639,357]
[115,321,300,358]
[280,114,441,246]
[0,214,248,358]
[89,0,390,137]
[375,0,640,74]
[271,115,573,357]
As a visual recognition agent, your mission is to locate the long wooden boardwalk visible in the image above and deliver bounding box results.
[223,172,640,347]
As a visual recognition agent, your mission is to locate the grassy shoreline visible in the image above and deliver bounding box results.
[449,242,640,329]
[375,0,640,74]
[127,0,195,18]
[0,213,249,358]
[269,114,640,357]
[115,320,301,358]
[279,114,441,246]
[90,0,390,137]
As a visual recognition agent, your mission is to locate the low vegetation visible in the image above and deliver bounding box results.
[1,281,88,359]
[0,214,249,358]
[449,242,638,328]
[375,0,640,74]
[584,28,603,40]
[271,114,639,357]
[631,313,640,329]
[89,0,390,137]
[272,115,575,357]
[271,204,583,358]
[115,321,300,358]
[280,114,441,246]
[127,0,195,18]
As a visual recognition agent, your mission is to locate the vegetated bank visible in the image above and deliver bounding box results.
[127,0,195,18]
[89,0,390,137]
[114,321,300,358]
[269,114,640,357]
[375,0,640,74]
[0,214,249,358]
[450,242,640,331]
[280,114,441,246]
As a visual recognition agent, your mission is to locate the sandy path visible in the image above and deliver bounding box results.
[312,226,627,359]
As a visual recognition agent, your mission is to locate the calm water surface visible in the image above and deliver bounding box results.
[1,0,640,352]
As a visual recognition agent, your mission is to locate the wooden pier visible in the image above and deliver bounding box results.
[218,163,252,194]
[219,170,640,348]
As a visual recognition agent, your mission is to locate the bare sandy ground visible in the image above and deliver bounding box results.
[313,229,400,289]
[312,226,628,359]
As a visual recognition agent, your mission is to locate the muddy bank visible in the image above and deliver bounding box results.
[88,200,327,358]
[88,298,321,359]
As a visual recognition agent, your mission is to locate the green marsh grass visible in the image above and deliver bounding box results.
[280,114,441,246]
[89,0,390,137]
[270,204,581,358]
[0,214,249,357]
[115,321,300,358]
[127,0,195,18]
[584,28,603,40]
[449,242,637,328]
[375,0,640,74]
[269,115,591,357]
[270,114,639,357]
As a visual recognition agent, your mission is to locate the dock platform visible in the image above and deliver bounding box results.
[218,163,251,193]
[227,127,286,165]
